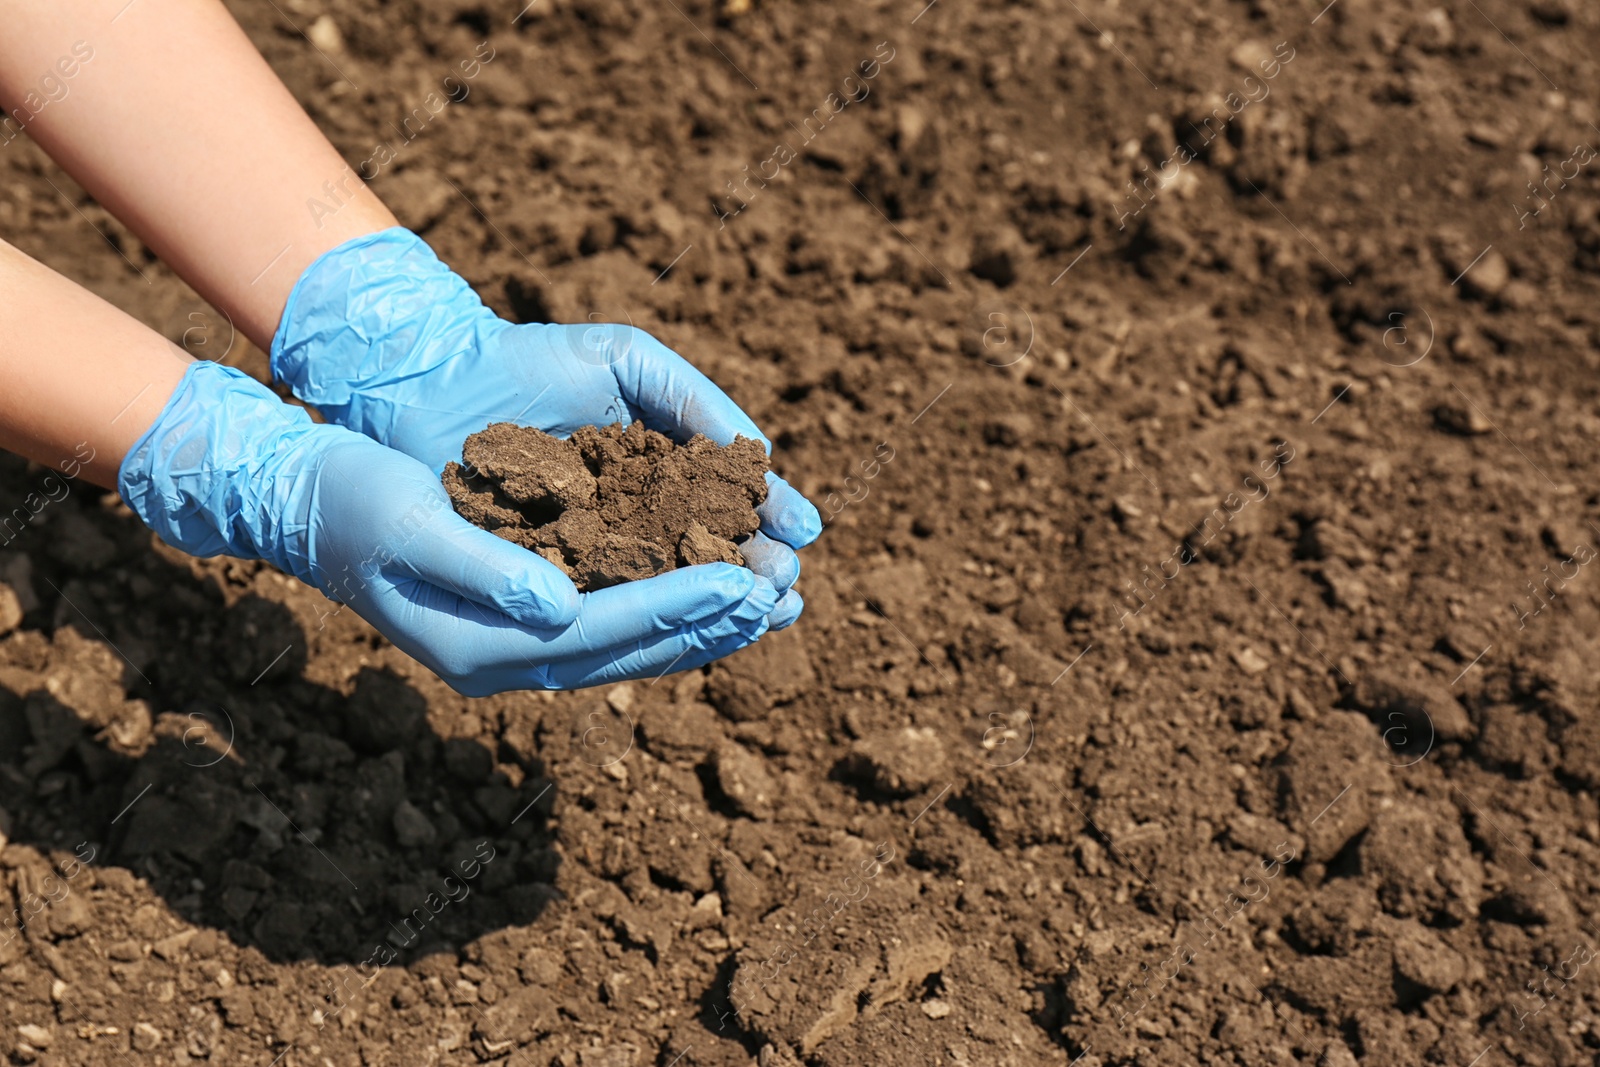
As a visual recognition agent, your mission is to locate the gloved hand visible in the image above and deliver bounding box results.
[269,227,820,630]
[119,361,779,696]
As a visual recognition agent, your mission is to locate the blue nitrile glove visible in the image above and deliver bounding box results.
[269,227,821,631]
[118,361,779,696]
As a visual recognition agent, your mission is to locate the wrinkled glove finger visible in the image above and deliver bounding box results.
[609,331,822,548]
[387,505,582,629]
[738,531,800,594]
[355,564,777,696]
[661,627,774,677]
[766,589,804,632]
[758,472,823,551]
[465,587,773,694]
[341,575,515,696]
[609,328,770,449]
[564,564,776,651]
[537,608,773,691]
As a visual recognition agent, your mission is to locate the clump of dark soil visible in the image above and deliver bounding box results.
[443,422,769,591]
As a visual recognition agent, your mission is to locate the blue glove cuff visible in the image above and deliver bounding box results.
[269,226,506,440]
[118,361,322,584]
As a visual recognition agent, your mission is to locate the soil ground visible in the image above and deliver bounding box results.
[2,0,1600,1064]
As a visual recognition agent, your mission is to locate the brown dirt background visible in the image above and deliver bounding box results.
[2,0,1600,1064]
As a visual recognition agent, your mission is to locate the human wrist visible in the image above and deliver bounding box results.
[117,360,326,583]
[268,226,504,435]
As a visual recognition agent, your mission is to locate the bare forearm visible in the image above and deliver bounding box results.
[0,0,396,347]
[0,239,190,487]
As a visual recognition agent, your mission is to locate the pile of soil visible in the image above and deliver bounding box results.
[443,422,769,591]
[0,0,1598,1065]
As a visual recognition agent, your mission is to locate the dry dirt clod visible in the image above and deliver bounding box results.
[444,422,769,591]
[1345,667,1475,744]
[0,581,22,635]
[1458,248,1510,299]
[14,1024,50,1049]
[305,14,343,52]
[712,743,780,820]
[842,727,950,796]
[1431,403,1492,436]
[392,800,437,848]
[132,1022,163,1051]
[1231,646,1270,675]
[1391,922,1465,995]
